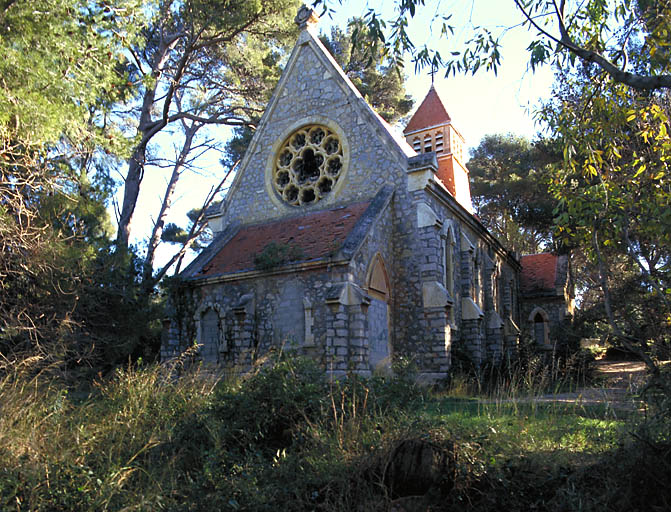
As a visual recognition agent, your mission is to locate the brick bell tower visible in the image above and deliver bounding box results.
[403,85,473,212]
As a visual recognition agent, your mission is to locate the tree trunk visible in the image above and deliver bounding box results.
[592,226,658,373]
[115,33,181,251]
[141,122,199,291]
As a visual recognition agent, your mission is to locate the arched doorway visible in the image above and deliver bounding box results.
[529,307,550,348]
[194,302,225,363]
[366,253,391,371]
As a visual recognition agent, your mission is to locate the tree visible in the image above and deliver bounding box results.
[542,66,671,368]
[467,134,559,254]
[0,0,151,364]
[113,0,299,280]
[320,19,414,124]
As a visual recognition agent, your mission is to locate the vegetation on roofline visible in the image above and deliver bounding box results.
[254,241,306,270]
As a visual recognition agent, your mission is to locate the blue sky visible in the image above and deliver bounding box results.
[125,0,555,273]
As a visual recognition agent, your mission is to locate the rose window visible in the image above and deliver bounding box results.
[273,125,344,206]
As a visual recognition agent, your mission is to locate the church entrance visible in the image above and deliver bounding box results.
[366,254,391,371]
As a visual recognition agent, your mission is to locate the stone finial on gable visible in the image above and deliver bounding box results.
[295,4,320,29]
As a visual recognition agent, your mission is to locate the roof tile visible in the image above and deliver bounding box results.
[403,85,451,134]
[197,201,370,277]
[520,253,558,294]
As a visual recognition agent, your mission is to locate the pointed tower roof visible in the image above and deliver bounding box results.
[403,85,451,135]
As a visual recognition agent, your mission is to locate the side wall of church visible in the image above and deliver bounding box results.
[388,186,521,371]
[163,265,345,371]
[388,187,455,376]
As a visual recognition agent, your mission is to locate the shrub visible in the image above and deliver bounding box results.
[254,242,305,270]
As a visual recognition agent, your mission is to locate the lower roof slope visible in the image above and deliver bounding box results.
[520,253,569,297]
[195,201,370,278]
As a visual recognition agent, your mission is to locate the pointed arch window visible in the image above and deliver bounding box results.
[529,307,550,347]
[366,253,391,371]
[492,261,501,313]
[443,225,456,324]
[367,253,390,301]
[412,137,421,152]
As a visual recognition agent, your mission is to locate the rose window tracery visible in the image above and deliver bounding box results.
[273,125,344,206]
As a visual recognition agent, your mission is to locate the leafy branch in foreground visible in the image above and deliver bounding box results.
[544,69,671,369]
[315,0,671,92]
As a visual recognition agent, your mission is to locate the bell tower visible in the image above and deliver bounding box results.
[403,85,473,212]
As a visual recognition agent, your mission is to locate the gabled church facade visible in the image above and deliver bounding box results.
[162,6,572,379]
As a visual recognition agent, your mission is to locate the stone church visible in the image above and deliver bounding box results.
[162,6,574,379]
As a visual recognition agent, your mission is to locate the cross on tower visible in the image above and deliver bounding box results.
[429,63,437,85]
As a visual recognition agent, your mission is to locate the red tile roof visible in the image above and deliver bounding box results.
[197,201,370,276]
[403,85,451,134]
[520,253,558,294]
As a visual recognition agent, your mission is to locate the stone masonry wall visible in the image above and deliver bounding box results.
[218,36,410,230]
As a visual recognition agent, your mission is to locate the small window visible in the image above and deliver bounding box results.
[435,133,444,153]
[534,313,547,346]
[412,137,421,152]
[424,135,432,153]
[444,234,455,324]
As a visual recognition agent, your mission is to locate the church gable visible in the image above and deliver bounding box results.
[211,13,414,230]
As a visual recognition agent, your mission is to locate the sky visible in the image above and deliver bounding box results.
[124,0,555,273]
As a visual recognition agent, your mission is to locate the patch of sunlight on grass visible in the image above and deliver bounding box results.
[420,397,624,465]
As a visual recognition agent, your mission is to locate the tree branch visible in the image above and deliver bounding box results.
[150,160,239,286]
[515,0,671,90]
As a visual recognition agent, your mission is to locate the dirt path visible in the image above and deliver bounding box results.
[527,359,648,411]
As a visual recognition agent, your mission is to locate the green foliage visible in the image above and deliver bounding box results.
[0,0,141,147]
[254,241,306,270]
[467,133,560,253]
[2,354,671,511]
[320,18,414,124]
[0,0,159,371]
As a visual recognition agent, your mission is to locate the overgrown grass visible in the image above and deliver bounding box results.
[446,348,596,400]
[0,354,669,511]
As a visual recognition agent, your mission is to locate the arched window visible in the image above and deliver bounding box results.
[423,134,432,153]
[529,307,550,347]
[473,249,482,306]
[412,137,421,152]
[200,309,220,362]
[194,302,226,362]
